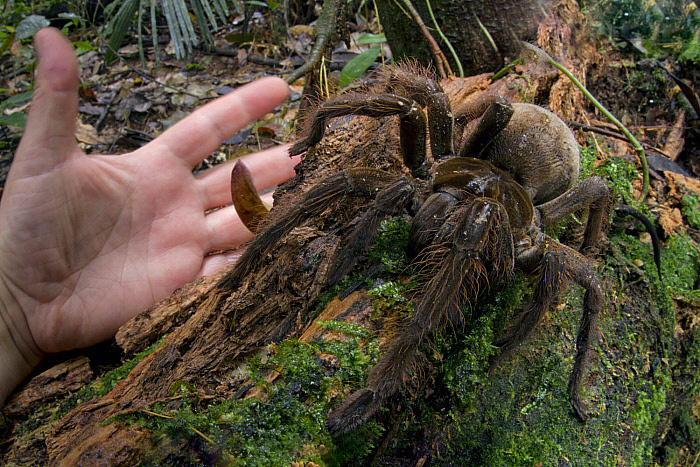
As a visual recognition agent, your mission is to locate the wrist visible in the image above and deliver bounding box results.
[0,279,43,406]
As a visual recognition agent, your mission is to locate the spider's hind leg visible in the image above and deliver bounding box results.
[496,240,604,420]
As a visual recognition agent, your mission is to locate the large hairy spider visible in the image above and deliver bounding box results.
[220,66,610,436]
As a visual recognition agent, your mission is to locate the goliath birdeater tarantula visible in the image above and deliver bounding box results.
[221,66,610,436]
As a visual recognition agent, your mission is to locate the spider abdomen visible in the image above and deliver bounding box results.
[478,103,580,205]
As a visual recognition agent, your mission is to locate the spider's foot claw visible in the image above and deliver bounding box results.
[288,139,310,158]
[326,388,380,437]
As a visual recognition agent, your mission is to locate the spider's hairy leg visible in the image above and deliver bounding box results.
[496,240,604,420]
[326,198,515,436]
[288,93,430,178]
[387,65,454,160]
[536,176,610,252]
[407,189,460,258]
[326,177,415,287]
[230,159,270,233]
[216,167,396,292]
[456,94,514,159]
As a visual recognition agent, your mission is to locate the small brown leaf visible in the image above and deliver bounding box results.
[79,85,98,101]
[663,110,686,161]
[658,206,684,235]
[255,126,276,138]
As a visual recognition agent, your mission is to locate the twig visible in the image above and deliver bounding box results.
[94,91,116,133]
[521,42,650,204]
[567,120,675,160]
[397,0,452,78]
[285,0,345,84]
[424,0,462,76]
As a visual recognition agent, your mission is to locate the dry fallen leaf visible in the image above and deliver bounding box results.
[658,205,684,235]
[75,119,106,147]
[663,110,686,161]
[667,171,700,193]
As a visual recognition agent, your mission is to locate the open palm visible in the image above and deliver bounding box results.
[0,27,298,369]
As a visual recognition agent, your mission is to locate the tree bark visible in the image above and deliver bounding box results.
[376,0,550,76]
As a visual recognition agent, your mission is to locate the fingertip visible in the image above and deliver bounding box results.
[33,28,78,92]
[237,76,290,111]
[256,75,291,100]
[15,27,80,169]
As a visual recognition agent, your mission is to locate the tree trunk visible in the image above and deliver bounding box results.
[376,0,550,76]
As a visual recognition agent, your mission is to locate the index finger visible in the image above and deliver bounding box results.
[148,77,290,167]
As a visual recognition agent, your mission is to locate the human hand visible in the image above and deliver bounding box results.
[0,28,299,403]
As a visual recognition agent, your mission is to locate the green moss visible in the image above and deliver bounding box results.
[96,338,166,396]
[366,216,411,274]
[681,192,700,229]
[662,233,700,303]
[630,374,672,465]
[437,278,673,466]
[429,223,682,466]
[116,323,382,466]
[13,338,165,437]
[443,277,528,412]
[594,155,637,205]
[579,141,598,180]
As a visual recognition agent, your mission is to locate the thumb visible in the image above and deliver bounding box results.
[14,28,80,175]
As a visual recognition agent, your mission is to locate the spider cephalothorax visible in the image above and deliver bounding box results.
[222,65,610,436]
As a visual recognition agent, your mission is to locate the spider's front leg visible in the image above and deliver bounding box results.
[216,167,404,292]
[289,93,433,178]
[453,94,514,159]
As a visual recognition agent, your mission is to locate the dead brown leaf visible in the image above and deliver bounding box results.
[663,110,686,161]
[658,205,684,235]
[75,119,107,147]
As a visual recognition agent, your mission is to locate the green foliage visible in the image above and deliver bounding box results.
[443,277,528,411]
[578,141,598,180]
[584,0,700,64]
[105,0,233,63]
[246,0,280,9]
[14,14,50,40]
[339,34,387,87]
[13,338,165,438]
[662,233,700,302]
[681,192,700,229]
[630,374,672,464]
[594,155,637,204]
[339,46,382,87]
[0,90,32,128]
[366,216,411,274]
